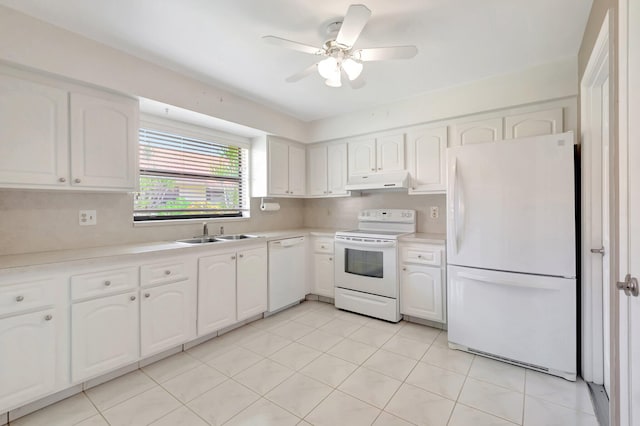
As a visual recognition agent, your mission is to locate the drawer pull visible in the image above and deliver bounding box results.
[164,270,171,275]
[321,245,326,249]
[144,293,150,298]
[59,177,66,183]
[130,295,136,301]
[15,295,24,302]
[104,280,111,286]
[417,255,423,259]
[74,178,81,183]
[44,314,53,321]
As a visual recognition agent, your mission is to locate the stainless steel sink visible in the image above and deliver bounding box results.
[176,236,220,244]
[214,234,257,241]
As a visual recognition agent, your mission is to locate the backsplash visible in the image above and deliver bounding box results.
[303,191,446,234]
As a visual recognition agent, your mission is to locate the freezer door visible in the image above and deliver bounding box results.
[447,132,576,277]
[447,265,576,378]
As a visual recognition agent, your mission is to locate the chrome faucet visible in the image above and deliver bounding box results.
[202,222,209,237]
[219,226,224,235]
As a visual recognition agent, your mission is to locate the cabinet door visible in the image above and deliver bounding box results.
[0,73,69,187]
[407,126,447,194]
[452,118,503,146]
[307,144,328,196]
[70,92,138,191]
[237,247,268,321]
[198,253,237,336]
[288,144,307,196]
[504,108,563,139]
[71,291,139,382]
[400,265,444,322]
[140,280,196,357]
[0,309,56,412]
[268,138,290,195]
[327,143,348,196]
[348,138,377,176]
[377,134,405,172]
[313,253,334,298]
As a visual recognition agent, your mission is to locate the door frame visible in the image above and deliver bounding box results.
[580,9,616,386]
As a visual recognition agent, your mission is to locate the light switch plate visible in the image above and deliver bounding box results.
[79,210,97,226]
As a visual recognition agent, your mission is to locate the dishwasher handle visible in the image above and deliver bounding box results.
[271,237,305,248]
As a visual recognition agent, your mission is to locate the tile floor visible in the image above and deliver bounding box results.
[10,301,599,425]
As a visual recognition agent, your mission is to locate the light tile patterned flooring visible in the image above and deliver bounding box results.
[11,301,599,425]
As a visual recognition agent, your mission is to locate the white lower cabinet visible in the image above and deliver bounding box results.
[310,237,335,298]
[237,247,268,321]
[71,290,139,382]
[400,243,446,323]
[140,279,196,357]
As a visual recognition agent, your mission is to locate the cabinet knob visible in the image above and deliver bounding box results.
[402,267,407,271]
[59,177,66,183]
[417,255,423,259]
[231,255,236,260]
[371,168,375,171]
[144,293,150,298]
[239,254,244,258]
[329,257,333,261]
[328,191,333,194]
[130,295,136,301]
[44,314,53,321]
[15,295,24,302]
[164,270,171,275]
[74,178,81,183]
[104,280,111,286]
[378,168,382,171]
[321,245,326,249]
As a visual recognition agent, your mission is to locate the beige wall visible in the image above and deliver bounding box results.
[0,191,304,256]
[303,193,446,235]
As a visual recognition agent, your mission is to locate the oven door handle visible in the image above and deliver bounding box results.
[335,240,396,248]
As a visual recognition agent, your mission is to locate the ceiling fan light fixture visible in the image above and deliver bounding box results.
[325,74,342,87]
[342,57,363,81]
[317,57,339,79]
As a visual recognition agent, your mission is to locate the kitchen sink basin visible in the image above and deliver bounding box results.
[176,236,220,244]
[214,234,257,241]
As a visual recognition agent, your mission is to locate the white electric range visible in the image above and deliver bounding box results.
[334,209,416,322]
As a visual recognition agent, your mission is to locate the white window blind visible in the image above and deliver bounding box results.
[134,128,248,221]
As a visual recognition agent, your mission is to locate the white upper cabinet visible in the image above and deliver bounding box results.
[252,135,306,197]
[504,108,563,139]
[70,92,138,190]
[0,65,139,192]
[407,126,448,194]
[307,142,349,197]
[348,137,377,176]
[452,118,503,146]
[377,134,405,172]
[0,72,69,187]
[348,135,404,178]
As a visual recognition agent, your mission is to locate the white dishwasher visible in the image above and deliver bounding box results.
[268,236,306,312]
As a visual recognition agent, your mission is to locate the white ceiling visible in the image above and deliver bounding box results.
[0,0,592,122]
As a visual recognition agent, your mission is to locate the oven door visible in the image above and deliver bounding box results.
[334,237,398,298]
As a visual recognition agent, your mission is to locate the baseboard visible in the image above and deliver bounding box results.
[9,385,82,422]
[402,315,447,330]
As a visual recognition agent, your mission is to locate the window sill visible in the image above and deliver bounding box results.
[132,216,251,227]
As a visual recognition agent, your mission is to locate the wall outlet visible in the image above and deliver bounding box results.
[430,206,439,219]
[79,210,97,226]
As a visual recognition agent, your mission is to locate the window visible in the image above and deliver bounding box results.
[134,125,249,221]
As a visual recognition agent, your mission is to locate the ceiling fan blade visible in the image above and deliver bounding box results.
[354,45,418,61]
[262,35,323,55]
[341,68,366,89]
[286,63,319,82]
[336,4,372,47]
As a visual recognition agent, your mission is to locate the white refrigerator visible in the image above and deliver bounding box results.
[446,132,577,381]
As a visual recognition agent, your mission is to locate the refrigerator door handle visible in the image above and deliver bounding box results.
[451,158,459,253]
[458,272,561,291]
[458,161,465,250]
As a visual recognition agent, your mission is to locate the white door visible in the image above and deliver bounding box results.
[377,134,405,172]
[407,126,447,193]
[69,92,138,190]
[617,0,640,423]
[140,280,196,357]
[237,247,268,321]
[0,309,56,412]
[197,253,237,336]
[313,253,334,298]
[268,138,289,196]
[71,291,139,382]
[348,138,376,176]
[0,72,69,187]
[401,265,444,322]
[288,144,306,196]
[307,144,327,196]
[327,143,348,195]
[504,108,564,139]
[452,117,503,146]
[447,133,576,277]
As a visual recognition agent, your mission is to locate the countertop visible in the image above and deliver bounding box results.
[399,233,447,245]
[0,228,342,270]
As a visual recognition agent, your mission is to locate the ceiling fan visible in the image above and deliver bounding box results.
[262,4,418,88]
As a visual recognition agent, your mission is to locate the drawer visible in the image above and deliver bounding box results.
[0,279,56,316]
[71,267,138,301]
[141,260,189,287]
[401,245,444,267]
[314,239,334,254]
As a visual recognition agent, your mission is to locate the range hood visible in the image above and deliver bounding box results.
[344,171,410,191]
